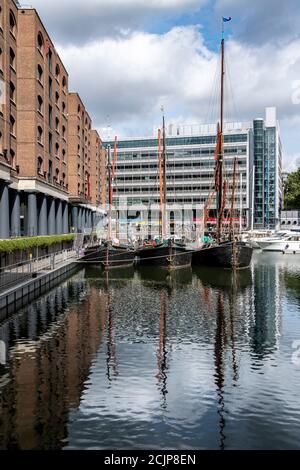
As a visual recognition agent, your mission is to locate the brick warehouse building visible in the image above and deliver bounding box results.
[0,0,107,239]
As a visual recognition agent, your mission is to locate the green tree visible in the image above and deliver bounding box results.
[284,168,300,210]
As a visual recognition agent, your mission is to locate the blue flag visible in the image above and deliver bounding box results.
[223,16,232,22]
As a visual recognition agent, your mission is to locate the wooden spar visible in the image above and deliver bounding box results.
[107,145,112,241]
[216,29,225,243]
[162,113,167,239]
[158,128,163,239]
[229,157,237,239]
[112,136,119,239]
[112,136,117,178]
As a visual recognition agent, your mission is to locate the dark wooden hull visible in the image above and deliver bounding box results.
[81,245,135,269]
[192,241,253,269]
[137,244,192,270]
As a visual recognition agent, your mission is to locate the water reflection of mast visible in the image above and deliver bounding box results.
[214,292,226,450]
[156,291,168,410]
[104,272,118,382]
[229,271,239,383]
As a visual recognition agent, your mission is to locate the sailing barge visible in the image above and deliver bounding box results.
[136,110,192,270]
[193,19,253,270]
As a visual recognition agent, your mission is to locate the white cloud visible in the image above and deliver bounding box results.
[284,154,300,172]
[27,0,207,44]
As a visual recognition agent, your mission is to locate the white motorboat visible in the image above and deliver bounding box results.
[257,233,300,253]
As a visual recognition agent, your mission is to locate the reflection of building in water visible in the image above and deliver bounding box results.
[0,275,106,449]
[249,262,281,358]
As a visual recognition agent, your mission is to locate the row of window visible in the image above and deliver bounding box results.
[0,8,17,36]
[37,32,67,88]
[106,134,248,149]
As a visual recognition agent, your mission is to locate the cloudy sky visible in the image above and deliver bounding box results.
[29,0,300,170]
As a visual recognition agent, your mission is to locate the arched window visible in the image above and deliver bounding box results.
[62,101,66,114]
[62,76,67,91]
[37,95,43,113]
[37,156,43,173]
[77,125,80,133]
[9,11,17,37]
[55,91,59,105]
[55,117,59,131]
[62,172,66,183]
[37,32,44,53]
[55,64,60,79]
[10,82,15,102]
[77,104,81,113]
[10,48,15,69]
[62,125,66,138]
[55,168,59,181]
[62,148,66,160]
[37,64,43,82]
[10,115,16,135]
[37,125,43,143]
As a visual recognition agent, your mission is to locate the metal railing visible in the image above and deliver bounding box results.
[0,249,77,293]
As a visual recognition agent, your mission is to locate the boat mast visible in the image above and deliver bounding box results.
[216,24,225,243]
[107,144,112,241]
[161,107,167,239]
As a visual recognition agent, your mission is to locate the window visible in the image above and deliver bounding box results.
[62,76,67,91]
[55,117,59,132]
[62,172,66,183]
[37,156,43,174]
[48,105,53,127]
[49,132,53,155]
[37,32,44,53]
[62,101,66,114]
[55,64,60,80]
[10,149,15,168]
[48,77,52,99]
[62,125,66,138]
[0,48,3,73]
[77,125,80,133]
[10,115,16,135]
[62,148,66,160]
[37,95,43,113]
[37,126,43,143]
[37,64,43,83]
[9,10,17,37]
[55,168,59,182]
[55,142,60,158]
[48,160,53,181]
[55,91,59,105]
[77,105,81,113]
[10,82,15,102]
[10,48,16,69]
[0,7,2,31]
[48,49,52,73]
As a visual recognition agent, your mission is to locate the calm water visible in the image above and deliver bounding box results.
[0,253,300,450]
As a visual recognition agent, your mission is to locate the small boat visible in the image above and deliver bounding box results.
[192,20,252,270]
[257,233,300,253]
[193,240,253,269]
[82,142,135,269]
[137,239,192,270]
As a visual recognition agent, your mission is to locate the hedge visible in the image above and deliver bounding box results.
[0,234,75,253]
